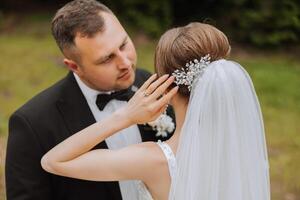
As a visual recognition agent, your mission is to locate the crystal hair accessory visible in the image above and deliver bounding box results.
[172,54,211,91]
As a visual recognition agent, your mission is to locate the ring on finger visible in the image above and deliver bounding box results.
[143,91,150,97]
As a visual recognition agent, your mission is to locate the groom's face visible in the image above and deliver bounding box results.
[69,12,137,91]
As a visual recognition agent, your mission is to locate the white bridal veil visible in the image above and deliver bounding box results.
[169,60,270,200]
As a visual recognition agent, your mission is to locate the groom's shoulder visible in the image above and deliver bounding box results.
[13,73,70,117]
[134,67,152,87]
[136,67,152,79]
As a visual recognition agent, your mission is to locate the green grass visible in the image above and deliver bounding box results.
[0,17,300,200]
[0,34,67,136]
[238,57,300,199]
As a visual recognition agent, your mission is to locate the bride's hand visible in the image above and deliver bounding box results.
[117,74,178,125]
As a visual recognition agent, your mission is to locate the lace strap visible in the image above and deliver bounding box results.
[157,140,176,180]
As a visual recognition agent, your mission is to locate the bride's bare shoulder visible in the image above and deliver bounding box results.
[135,142,167,162]
[131,142,169,180]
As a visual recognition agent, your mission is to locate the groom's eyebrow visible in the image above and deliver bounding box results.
[94,36,128,65]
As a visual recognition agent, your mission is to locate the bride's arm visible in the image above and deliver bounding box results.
[41,74,177,181]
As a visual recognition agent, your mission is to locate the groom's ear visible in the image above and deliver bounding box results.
[64,58,82,75]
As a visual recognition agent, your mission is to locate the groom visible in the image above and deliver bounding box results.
[5,0,174,200]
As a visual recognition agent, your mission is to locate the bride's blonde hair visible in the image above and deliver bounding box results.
[155,22,231,96]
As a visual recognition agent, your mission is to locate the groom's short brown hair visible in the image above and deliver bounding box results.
[52,0,112,58]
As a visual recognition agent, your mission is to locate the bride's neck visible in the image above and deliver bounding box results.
[166,93,189,152]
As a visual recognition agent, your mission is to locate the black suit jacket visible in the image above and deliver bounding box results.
[5,69,175,200]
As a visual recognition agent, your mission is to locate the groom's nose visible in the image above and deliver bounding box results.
[116,51,131,70]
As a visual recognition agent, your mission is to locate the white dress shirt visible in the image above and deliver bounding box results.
[74,73,141,200]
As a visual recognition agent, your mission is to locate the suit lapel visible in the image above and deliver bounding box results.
[55,72,158,144]
[55,72,122,199]
[55,72,107,148]
[137,124,157,142]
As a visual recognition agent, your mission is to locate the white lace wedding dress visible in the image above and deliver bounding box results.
[137,140,176,200]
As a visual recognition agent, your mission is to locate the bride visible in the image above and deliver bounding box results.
[41,22,270,200]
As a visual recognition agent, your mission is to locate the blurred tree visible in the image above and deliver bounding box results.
[217,0,300,47]
[1,0,68,10]
[1,0,299,47]
[1,0,172,37]
[101,0,172,37]
[172,0,300,47]
[172,0,219,25]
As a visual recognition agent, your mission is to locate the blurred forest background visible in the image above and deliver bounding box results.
[0,0,299,200]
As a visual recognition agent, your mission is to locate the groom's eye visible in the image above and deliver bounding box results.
[120,41,127,50]
[103,56,114,64]
[99,55,114,64]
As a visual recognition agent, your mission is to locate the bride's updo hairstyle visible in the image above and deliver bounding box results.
[155,22,231,97]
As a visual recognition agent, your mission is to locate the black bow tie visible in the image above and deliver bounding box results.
[96,88,134,111]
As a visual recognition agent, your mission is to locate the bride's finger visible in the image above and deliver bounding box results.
[138,74,157,91]
[144,74,169,95]
[149,76,175,100]
[157,104,168,116]
[152,86,178,109]
[150,104,168,122]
